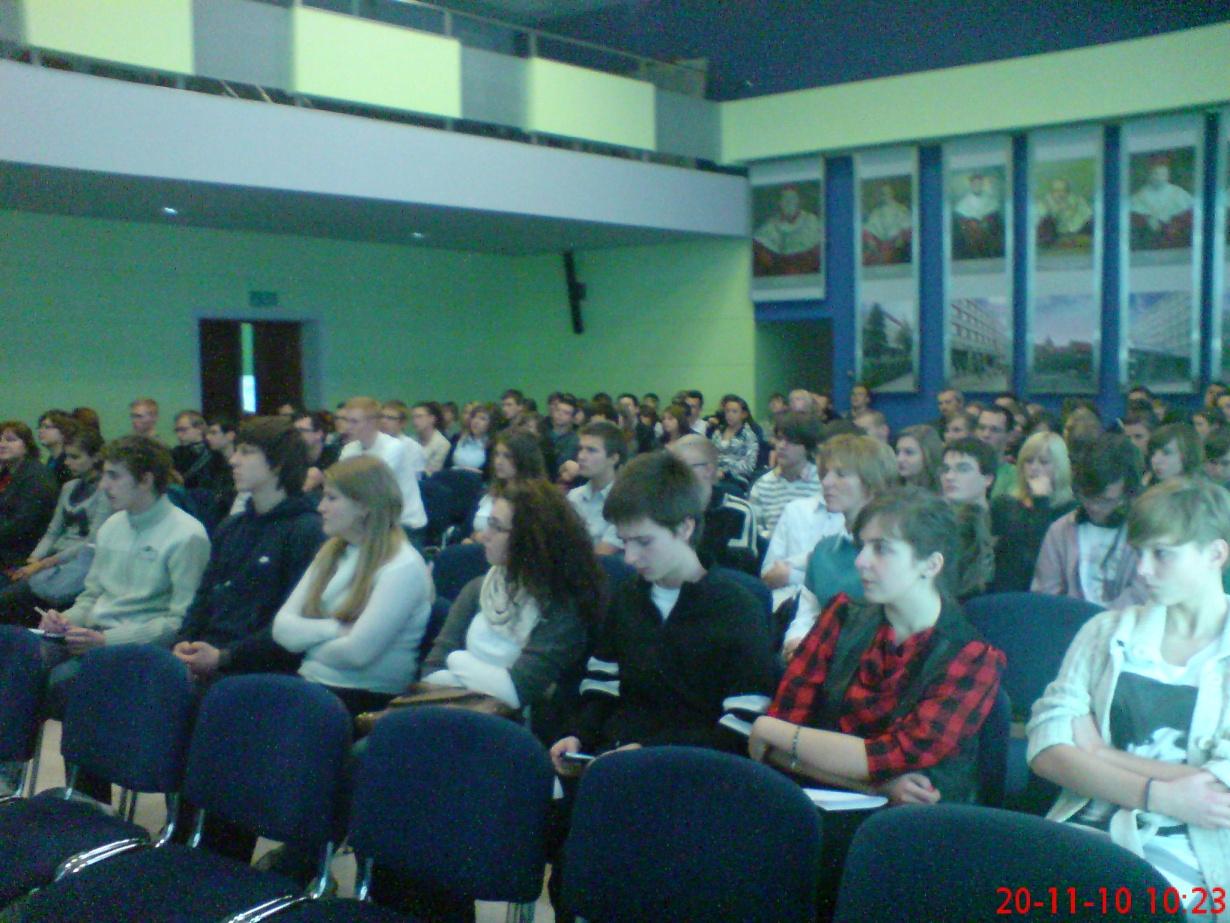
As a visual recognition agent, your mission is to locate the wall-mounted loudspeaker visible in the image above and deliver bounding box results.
[563,251,586,334]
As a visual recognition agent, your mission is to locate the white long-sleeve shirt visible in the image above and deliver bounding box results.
[273,542,431,695]
[340,433,427,529]
[761,495,844,609]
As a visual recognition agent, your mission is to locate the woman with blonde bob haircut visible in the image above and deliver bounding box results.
[989,431,1077,592]
[1028,477,1230,912]
[274,456,432,718]
[781,434,898,657]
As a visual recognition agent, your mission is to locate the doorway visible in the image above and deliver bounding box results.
[755,319,833,412]
[199,319,304,420]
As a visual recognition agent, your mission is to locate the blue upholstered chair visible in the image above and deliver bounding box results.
[431,542,488,602]
[14,674,352,923]
[964,592,1103,810]
[832,804,1183,922]
[0,643,196,908]
[976,687,1011,808]
[223,707,555,922]
[0,625,45,802]
[563,746,823,922]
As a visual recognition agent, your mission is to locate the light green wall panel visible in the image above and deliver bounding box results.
[291,7,461,118]
[496,239,756,413]
[525,57,656,151]
[0,211,756,436]
[722,23,1230,162]
[21,0,193,73]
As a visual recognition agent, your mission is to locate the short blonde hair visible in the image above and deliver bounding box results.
[818,434,898,497]
[1013,432,1073,506]
[1128,476,1230,557]
[303,456,405,623]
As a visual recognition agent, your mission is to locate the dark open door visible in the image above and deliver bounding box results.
[199,320,242,421]
[253,321,304,414]
[199,319,304,419]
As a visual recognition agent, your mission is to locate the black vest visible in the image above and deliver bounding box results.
[813,598,988,804]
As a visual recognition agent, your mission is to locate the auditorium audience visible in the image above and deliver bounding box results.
[940,437,997,509]
[272,455,431,719]
[781,433,898,657]
[989,432,1077,592]
[1032,433,1148,609]
[410,401,451,476]
[337,397,427,544]
[670,435,759,574]
[446,401,497,473]
[895,423,942,491]
[471,428,545,535]
[710,393,760,486]
[748,411,822,544]
[174,417,323,682]
[1028,477,1230,911]
[0,420,58,577]
[568,420,627,555]
[0,425,108,625]
[421,478,600,712]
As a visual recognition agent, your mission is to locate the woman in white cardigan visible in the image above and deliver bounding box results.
[1028,477,1230,916]
[274,455,431,718]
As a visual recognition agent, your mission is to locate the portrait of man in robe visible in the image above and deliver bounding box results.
[860,176,913,267]
[752,181,823,277]
[1128,148,1195,252]
[950,167,1006,261]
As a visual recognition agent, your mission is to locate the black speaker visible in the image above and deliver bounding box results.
[563,251,586,334]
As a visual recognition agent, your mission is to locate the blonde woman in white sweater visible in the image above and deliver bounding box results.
[274,455,431,719]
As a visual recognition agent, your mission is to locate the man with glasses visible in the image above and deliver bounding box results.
[748,412,822,546]
[1032,434,1147,608]
[337,397,427,545]
[292,410,339,494]
[670,435,758,574]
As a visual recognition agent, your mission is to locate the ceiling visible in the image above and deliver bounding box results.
[0,161,698,255]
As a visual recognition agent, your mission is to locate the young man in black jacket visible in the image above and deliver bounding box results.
[172,416,324,681]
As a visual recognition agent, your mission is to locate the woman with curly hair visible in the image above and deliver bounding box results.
[420,478,602,712]
[470,428,545,535]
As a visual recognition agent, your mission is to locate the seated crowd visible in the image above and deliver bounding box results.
[2,380,1230,918]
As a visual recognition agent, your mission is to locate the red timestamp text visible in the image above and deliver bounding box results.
[995,885,1227,916]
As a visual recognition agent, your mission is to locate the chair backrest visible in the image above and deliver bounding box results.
[430,468,485,527]
[0,626,46,763]
[963,592,1103,717]
[832,803,1183,922]
[432,542,489,601]
[563,746,822,923]
[976,686,1011,808]
[61,644,197,793]
[182,675,351,848]
[712,566,774,636]
[349,707,553,903]
[418,478,454,546]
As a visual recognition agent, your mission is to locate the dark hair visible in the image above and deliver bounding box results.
[492,429,546,480]
[852,487,960,600]
[579,420,629,467]
[174,409,206,429]
[1073,434,1142,498]
[1123,405,1157,429]
[591,392,613,405]
[583,401,618,424]
[72,407,102,434]
[896,424,943,492]
[65,425,105,459]
[102,435,174,494]
[977,405,1012,433]
[944,437,998,476]
[685,389,704,405]
[501,389,524,404]
[500,479,606,628]
[617,392,638,406]
[0,421,39,461]
[604,450,703,538]
[776,411,823,454]
[556,393,579,412]
[822,418,862,440]
[39,411,79,443]
[236,416,310,495]
[1206,428,1230,463]
[1147,423,1202,476]
[413,401,443,429]
[659,403,690,441]
[37,408,70,428]
[1128,385,1155,401]
[950,501,994,599]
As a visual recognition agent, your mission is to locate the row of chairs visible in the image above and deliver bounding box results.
[0,628,1179,921]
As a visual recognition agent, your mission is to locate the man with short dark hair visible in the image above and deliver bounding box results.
[548,393,581,475]
[501,389,526,428]
[976,405,1017,498]
[1032,434,1147,608]
[174,417,324,681]
[748,411,822,543]
[684,390,707,435]
[853,409,890,445]
[172,409,229,492]
[568,420,626,555]
[940,438,997,509]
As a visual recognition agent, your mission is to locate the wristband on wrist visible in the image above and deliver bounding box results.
[1143,778,1154,812]
[789,726,802,772]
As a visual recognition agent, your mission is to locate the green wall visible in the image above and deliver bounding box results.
[0,210,759,438]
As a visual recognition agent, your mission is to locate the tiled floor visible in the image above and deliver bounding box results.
[27,721,555,922]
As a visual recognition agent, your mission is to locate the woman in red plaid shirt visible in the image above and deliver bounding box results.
[749,486,1005,806]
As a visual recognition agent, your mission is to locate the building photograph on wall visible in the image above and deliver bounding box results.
[947,297,1011,392]
[1126,291,1194,391]
[858,299,918,390]
[1030,293,1098,393]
